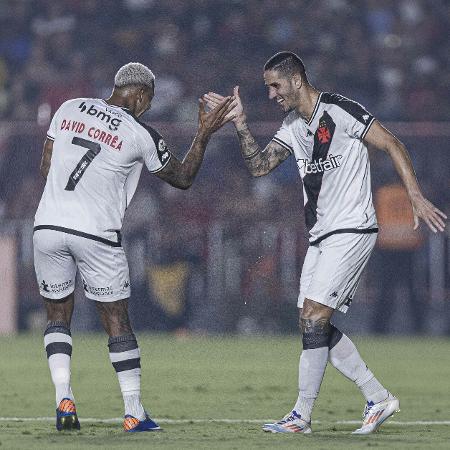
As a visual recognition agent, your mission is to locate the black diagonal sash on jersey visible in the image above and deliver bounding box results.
[303,111,336,231]
[65,137,102,191]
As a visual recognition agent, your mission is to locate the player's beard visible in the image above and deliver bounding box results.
[284,102,295,113]
[280,89,299,113]
[281,98,296,113]
[285,90,302,114]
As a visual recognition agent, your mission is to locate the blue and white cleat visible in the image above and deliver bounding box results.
[56,398,80,431]
[352,394,400,434]
[123,413,162,432]
[262,410,312,433]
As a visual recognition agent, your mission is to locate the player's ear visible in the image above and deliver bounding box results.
[293,73,302,89]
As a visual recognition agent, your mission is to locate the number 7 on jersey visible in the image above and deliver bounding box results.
[65,137,102,191]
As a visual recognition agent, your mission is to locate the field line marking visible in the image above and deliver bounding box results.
[0,417,450,425]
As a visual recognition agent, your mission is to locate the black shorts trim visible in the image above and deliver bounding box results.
[34,225,122,247]
[310,227,378,246]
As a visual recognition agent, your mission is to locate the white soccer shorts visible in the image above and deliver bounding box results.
[33,229,131,302]
[298,232,377,313]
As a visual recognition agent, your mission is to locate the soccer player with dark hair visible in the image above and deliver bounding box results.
[204,51,446,434]
[34,62,235,432]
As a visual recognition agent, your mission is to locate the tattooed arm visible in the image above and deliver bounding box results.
[155,132,211,190]
[155,96,235,189]
[235,122,291,177]
[204,86,291,177]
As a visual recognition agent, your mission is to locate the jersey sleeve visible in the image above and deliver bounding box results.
[46,105,62,140]
[272,120,294,153]
[138,124,172,173]
[342,100,375,140]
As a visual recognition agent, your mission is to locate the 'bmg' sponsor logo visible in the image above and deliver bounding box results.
[78,102,122,131]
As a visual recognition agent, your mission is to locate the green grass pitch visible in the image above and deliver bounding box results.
[0,334,449,449]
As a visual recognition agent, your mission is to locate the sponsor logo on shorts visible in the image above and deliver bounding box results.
[123,280,130,289]
[40,279,72,294]
[330,291,338,298]
[82,280,113,296]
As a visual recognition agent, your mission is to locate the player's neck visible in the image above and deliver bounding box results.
[105,94,135,115]
[296,86,320,122]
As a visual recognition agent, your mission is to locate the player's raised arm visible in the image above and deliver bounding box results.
[204,86,290,177]
[154,96,235,189]
[364,120,447,233]
[39,138,54,179]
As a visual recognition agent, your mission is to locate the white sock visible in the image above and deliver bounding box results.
[123,393,144,420]
[44,321,74,407]
[328,331,389,403]
[294,344,329,423]
[48,355,73,406]
[108,334,146,420]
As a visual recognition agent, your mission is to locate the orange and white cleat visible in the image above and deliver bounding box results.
[123,413,161,432]
[352,394,400,434]
[262,410,312,433]
[56,398,80,431]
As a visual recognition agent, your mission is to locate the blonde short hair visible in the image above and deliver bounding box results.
[114,62,155,88]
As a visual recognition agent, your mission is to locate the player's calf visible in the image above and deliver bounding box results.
[292,301,334,423]
[44,321,79,431]
[108,333,161,431]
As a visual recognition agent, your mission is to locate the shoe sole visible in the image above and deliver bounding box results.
[126,427,162,432]
[262,425,312,434]
[57,414,80,431]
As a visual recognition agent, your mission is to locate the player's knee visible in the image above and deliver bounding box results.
[105,316,133,337]
[96,299,132,336]
[300,318,331,349]
[44,294,74,324]
[302,299,329,319]
[300,301,332,349]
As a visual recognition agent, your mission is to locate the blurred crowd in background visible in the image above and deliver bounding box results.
[0,0,448,335]
[1,0,450,123]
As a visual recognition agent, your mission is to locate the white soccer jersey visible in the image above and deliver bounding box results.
[34,98,171,244]
[273,92,378,244]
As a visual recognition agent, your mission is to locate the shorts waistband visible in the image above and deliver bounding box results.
[33,225,122,247]
[310,228,378,246]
